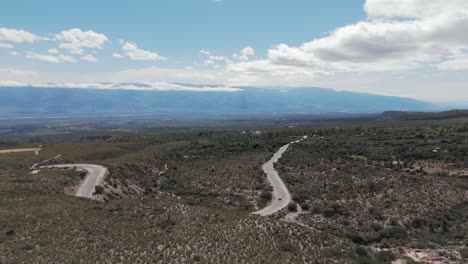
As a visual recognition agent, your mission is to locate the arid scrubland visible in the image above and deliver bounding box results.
[278,124,468,262]
[1,123,468,263]
[1,164,353,263]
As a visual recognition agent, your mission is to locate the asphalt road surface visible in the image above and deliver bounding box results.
[253,145,292,216]
[254,136,307,216]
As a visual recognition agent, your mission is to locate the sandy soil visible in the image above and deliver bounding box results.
[391,247,445,264]
[413,160,468,176]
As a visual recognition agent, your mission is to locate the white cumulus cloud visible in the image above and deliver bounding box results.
[0,43,14,49]
[0,27,41,43]
[56,28,108,55]
[233,47,255,61]
[48,48,59,54]
[364,0,468,19]
[112,53,124,59]
[81,54,98,63]
[26,52,77,63]
[199,50,231,66]
[232,0,468,78]
[122,42,166,61]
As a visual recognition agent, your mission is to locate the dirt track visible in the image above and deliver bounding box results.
[0,148,41,155]
[42,164,108,199]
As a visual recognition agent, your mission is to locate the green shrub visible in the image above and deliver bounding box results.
[157,216,177,229]
[288,202,298,212]
[355,255,373,264]
[260,189,272,201]
[375,251,396,263]
[371,223,383,232]
[380,226,408,240]
[464,239,468,247]
[292,192,310,204]
[322,207,335,217]
[94,185,105,195]
[347,233,366,245]
[354,246,368,256]
[400,257,422,264]
[368,207,384,220]
[351,155,368,161]
[22,244,34,251]
[460,248,468,259]
[411,218,426,229]
[278,242,296,253]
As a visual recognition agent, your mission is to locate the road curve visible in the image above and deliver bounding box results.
[253,144,292,216]
[254,137,306,216]
[42,164,108,199]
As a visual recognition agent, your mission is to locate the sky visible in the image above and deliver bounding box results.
[1,0,468,104]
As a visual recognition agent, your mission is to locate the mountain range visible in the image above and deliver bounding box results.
[0,85,439,118]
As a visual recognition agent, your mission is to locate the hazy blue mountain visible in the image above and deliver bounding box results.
[0,86,438,117]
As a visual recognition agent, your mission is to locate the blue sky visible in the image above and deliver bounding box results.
[1,0,468,103]
[1,0,364,68]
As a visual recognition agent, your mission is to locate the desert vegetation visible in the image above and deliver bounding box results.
[2,120,468,263]
[278,123,468,262]
[1,151,355,263]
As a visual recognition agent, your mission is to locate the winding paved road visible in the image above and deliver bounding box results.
[42,164,108,199]
[254,136,307,216]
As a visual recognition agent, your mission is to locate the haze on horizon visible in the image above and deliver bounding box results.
[1,0,468,104]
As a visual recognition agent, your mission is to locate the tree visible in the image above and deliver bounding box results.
[95,185,105,195]
[288,202,298,212]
